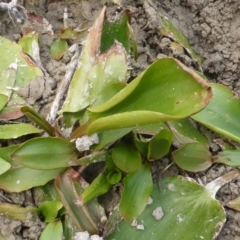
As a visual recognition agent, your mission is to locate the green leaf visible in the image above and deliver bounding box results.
[21,106,56,136]
[193,83,240,143]
[0,203,37,221]
[37,201,63,222]
[148,129,173,160]
[107,170,122,184]
[0,145,19,165]
[168,118,208,145]
[0,158,11,175]
[18,31,39,58]
[108,176,225,240]
[12,137,78,169]
[172,143,212,172]
[0,123,41,139]
[119,163,153,221]
[0,94,8,111]
[80,172,113,205]
[62,7,128,113]
[87,58,212,134]
[160,14,203,64]
[0,167,63,192]
[55,168,106,234]
[100,10,130,53]
[112,143,142,172]
[213,149,240,167]
[40,220,63,240]
[50,39,68,60]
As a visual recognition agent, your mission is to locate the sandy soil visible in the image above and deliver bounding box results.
[0,0,240,239]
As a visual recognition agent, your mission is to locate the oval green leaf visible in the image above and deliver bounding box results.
[0,123,41,139]
[148,129,173,160]
[108,176,225,240]
[0,167,63,192]
[50,39,68,60]
[112,143,142,172]
[107,170,122,184]
[12,137,78,169]
[119,163,153,221]
[172,143,212,172]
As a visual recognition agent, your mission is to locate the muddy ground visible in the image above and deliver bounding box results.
[0,0,240,239]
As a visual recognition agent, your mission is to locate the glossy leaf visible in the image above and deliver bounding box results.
[12,137,78,169]
[0,158,11,175]
[0,123,41,139]
[40,220,63,240]
[62,7,128,113]
[193,83,240,143]
[0,203,37,221]
[80,173,113,205]
[0,145,19,166]
[172,143,212,172]
[37,201,63,222]
[119,163,153,221]
[108,176,225,240]
[213,149,240,167]
[50,39,68,60]
[0,94,8,111]
[87,58,212,134]
[112,143,142,172]
[148,129,173,160]
[0,167,63,192]
[55,168,106,234]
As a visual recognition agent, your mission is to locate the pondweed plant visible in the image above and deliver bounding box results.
[1,5,240,240]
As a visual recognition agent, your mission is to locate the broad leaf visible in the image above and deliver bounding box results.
[0,167,63,192]
[112,143,142,172]
[108,176,226,240]
[12,137,78,169]
[87,58,212,134]
[172,143,212,172]
[119,163,153,221]
[193,83,240,143]
[0,123,41,139]
[40,220,63,240]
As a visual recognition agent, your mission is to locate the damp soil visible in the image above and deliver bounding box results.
[1,0,240,239]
